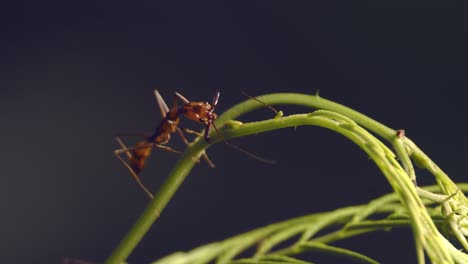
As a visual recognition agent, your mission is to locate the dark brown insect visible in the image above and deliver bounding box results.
[115,90,219,198]
[115,90,275,199]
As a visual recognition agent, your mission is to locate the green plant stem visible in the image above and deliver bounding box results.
[213,93,395,139]
[299,242,379,264]
[104,93,459,263]
[150,185,468,264]
[107,92,394,264]
[105,144,205,264]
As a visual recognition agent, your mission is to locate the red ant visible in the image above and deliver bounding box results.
[115,90,275,199]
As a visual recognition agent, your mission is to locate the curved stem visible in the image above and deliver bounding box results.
[213,93,395,140]
[103,93,443,263]
[107,93,392,263]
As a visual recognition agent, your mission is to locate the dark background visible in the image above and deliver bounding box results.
[2,1,468,263]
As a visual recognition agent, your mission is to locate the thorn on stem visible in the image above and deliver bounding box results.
[396,129,405,138]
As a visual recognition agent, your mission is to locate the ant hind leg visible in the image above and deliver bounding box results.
[114,137,154,199]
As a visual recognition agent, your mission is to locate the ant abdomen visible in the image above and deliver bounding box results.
[129,141,152,174]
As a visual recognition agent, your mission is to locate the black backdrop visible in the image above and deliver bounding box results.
[2,1,468,263]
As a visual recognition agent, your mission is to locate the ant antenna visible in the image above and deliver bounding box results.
[241,91,280,116]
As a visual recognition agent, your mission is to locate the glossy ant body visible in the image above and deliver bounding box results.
[115,90,218,198]
[115,90,275,199]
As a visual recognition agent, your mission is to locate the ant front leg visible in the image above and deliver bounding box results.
[203,90,220,143]
[204,121,213,143]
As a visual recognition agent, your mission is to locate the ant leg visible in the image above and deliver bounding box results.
[202,90,220,143]
[153,144,181,154]
[176,127,215,168]
[174,91,190,104]
[115,135,133,160]
[114,150,154,199]
[178,127,203,137]
[116,136,182,156]
[115,136,183,199]
[173,125,215,167]
[115,136,154,199]
[212,123,276,165]
[174,126,216,167]
[204,122,213,143]
[154,89,170,117]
